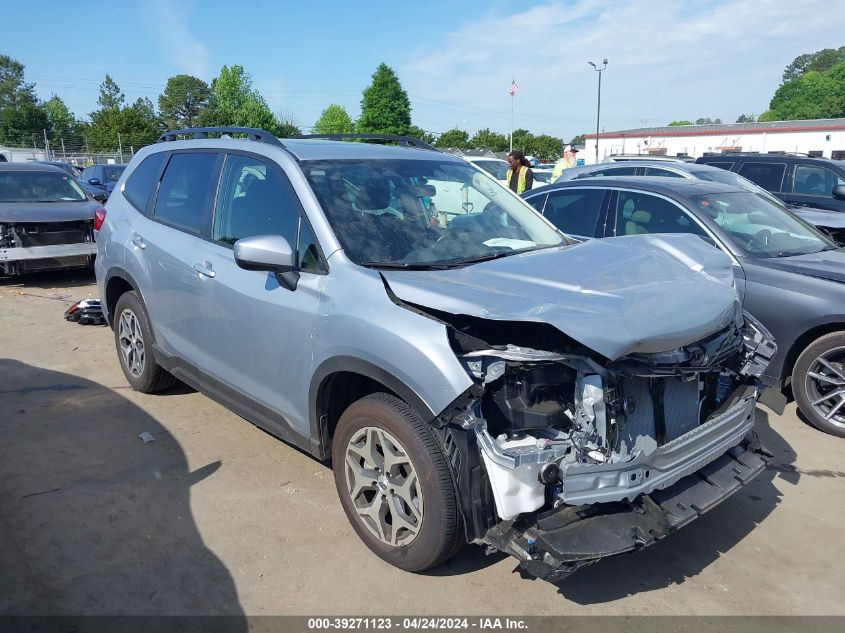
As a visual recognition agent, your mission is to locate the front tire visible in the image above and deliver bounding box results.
[792,331,845,438]
[332,393,464,571]
[113,291,176,393]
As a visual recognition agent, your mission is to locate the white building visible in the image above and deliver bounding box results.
[0,145,49,162]
[583,118,845,165]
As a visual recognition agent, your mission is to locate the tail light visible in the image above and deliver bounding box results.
[93,208,106,231]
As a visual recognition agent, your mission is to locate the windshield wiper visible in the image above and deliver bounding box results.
[360,261,459,270]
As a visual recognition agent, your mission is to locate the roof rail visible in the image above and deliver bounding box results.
[294,133,437,151]
[158,127,285,147]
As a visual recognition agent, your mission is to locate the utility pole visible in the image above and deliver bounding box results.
[43,129,50,160]
[61,138,66,159]
[588,59,608,164]
[117,132,123,163]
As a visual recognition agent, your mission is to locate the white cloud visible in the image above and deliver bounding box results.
[148,0,211,79]
[400,0,845,138]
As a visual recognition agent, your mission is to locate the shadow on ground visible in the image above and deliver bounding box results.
[0,359,244,622]
[0,268,97,291]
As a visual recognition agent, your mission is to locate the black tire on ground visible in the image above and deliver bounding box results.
[792,330,845,438]
[113,291,177,394]
[332,392,465,572]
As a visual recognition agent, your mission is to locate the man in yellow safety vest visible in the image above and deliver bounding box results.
[505,150,534,194]
[552,145,579,181]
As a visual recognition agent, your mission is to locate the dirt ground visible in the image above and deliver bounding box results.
[2,269,844,617]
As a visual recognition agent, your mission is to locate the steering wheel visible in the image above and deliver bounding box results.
[745,228,772,252]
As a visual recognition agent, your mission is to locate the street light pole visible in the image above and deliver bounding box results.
[588,59,608,164]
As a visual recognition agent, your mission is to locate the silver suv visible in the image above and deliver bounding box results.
[96,128,776,581]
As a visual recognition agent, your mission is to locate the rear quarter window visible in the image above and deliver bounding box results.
[124,153,167,213]
[153,153,220,235]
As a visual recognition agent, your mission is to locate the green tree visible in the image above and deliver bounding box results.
[531,134,565,161]
[569,133,586,146]
[694,117,722,125]
[511,128,534,153]
[407,125,435,144]
[98,74,125,110]
[158,74,210,129]
[201,64,283,133]
[735,113,756,123]
[43,95,78,141]
[467,128,508,151]
[434,128,469,148]
[766,62,845,120]
[667,120,693,126]
[782,47,845,83]
[87,96,160,152]
[0,54,37,108]
[313,104,355,134]
[357,63,411,136]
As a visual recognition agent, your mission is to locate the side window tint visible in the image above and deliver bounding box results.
[297,219,324,272]
[616,191,704,237]
[123,153,166,212]
[542,189,605,236]
[525,193,547,212]
[153,153,219,235]
[794,164,845,196]
[738,162,785,192]
[644,167,684,178]
[213,154,301,249]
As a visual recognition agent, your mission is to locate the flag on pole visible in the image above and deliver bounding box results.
[508,78,519,96]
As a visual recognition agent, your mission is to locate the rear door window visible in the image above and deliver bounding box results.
[737,162,786,192]
[124,153,166,213]
[542,189,606,237]
[793,164,845,196]
[643,167,684,178]
[575,166,638,178]
[615,191,705,237]
[153,152,220,235]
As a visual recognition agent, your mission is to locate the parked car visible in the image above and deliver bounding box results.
[531,168,555,186]
[79,163,127,200]
[696,153,845,214]
[0,163,103,276]
[463,156,509,184]
[557,160,845,243]
[523,176,845,437]
[35,160,84,181]
[603,154,695,163]
[96,127,774,581]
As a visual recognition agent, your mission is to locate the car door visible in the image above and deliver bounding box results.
[130,151,223,367]
[787,162,845,211]
[607,188,747,299]
[535,187,610,239]
[736,161,787,202]
[187,152,326,429]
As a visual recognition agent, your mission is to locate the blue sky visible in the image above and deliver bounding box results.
[5,0,845,140]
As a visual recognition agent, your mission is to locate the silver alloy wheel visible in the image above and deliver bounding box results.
[344,426,423,546]
[805,345,845,429]
[118,308,145,378]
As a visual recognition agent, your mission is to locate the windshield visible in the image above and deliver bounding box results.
[103,165,126,182]
[691,192,836,258]
[0,171,88,203]
[302,158,566,268]
[695,169,786,207]
[471,160,509,181]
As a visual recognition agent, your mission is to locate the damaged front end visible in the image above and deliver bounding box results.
[430,309,776,582]
[0,220,96,276]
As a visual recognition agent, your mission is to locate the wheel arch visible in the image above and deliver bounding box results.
[104,267,144,329]
[782,320,845,388]
[309,357,438,461]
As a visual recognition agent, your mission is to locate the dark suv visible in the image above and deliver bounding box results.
[696,154,845,213]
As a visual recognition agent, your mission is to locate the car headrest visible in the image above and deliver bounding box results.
[355,178,391,211]
[630,209,652,223]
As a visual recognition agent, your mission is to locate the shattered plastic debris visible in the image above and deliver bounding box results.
[138,432,156,444]
[64,298,105,325]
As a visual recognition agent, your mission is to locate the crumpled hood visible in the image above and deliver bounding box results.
[383,233,741,360]
[755,247,845,284]
[0,201,98,223]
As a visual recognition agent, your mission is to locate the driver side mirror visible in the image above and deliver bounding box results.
[234,235,299,291]
[833,184,845,201]
[88,178,102,186]
[92,192,107,203]
[698,234,717,247]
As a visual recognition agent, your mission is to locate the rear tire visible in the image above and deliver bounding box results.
[332,393,465,572]
[792,331,845,438]
[113,291,176,393]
